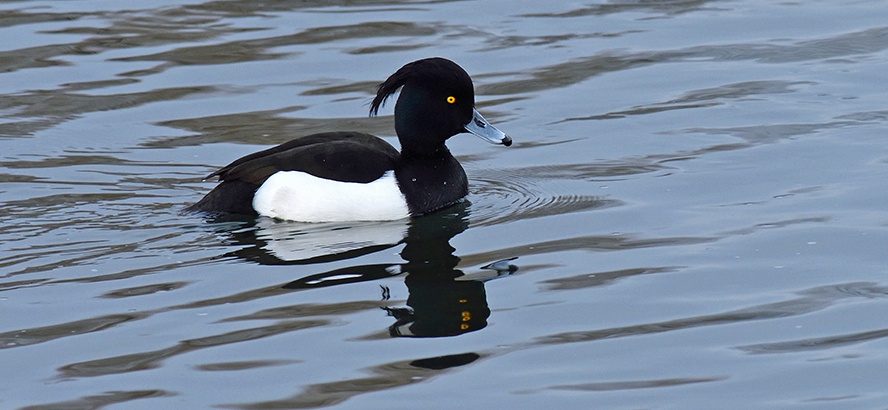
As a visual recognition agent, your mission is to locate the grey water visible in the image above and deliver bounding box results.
[2,0,888,408]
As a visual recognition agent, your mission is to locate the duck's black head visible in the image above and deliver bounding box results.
[370,57,510,157]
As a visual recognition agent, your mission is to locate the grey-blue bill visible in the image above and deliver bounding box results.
[465,108,512,146]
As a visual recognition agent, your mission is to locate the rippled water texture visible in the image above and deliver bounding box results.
[2,1,888,409]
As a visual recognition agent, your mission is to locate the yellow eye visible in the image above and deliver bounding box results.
[446,96,456,104]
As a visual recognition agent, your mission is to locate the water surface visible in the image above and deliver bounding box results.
[2,0,888,409]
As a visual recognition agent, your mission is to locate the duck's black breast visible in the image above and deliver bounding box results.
[395,151,469,216]
[186,132,399,215]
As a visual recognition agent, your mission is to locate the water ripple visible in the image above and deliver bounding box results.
[467,162,657,226]
[738,327,888,355]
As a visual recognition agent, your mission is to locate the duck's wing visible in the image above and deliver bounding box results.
[207,132,400,185]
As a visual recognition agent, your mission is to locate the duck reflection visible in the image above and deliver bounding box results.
[380,207,516,338]
[215,202,517,338]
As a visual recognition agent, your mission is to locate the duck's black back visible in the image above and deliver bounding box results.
[186,132,400,215]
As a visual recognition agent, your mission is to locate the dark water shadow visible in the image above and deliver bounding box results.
[738,327,888,355]
[220,352,483,410]
[17,390,174,410]
[559,80,817,122]
[515,375,729,394]
[477,26,888,96]
[539,266,680,291]
[520,0,726,18]
[55,319,330,378]
[528,282,888,347]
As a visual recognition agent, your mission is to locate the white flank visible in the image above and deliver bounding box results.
[253,170,410,222]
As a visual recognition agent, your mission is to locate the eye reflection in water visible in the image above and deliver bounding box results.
[215,202,518,338]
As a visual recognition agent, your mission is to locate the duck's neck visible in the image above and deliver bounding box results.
[399,142,452,159]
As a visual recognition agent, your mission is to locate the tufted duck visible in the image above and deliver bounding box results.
[186,57,511,221]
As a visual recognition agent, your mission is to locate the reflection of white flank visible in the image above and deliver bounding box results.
[305,274,365,285]
[256,218,408,262]
[253,170,410,222]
